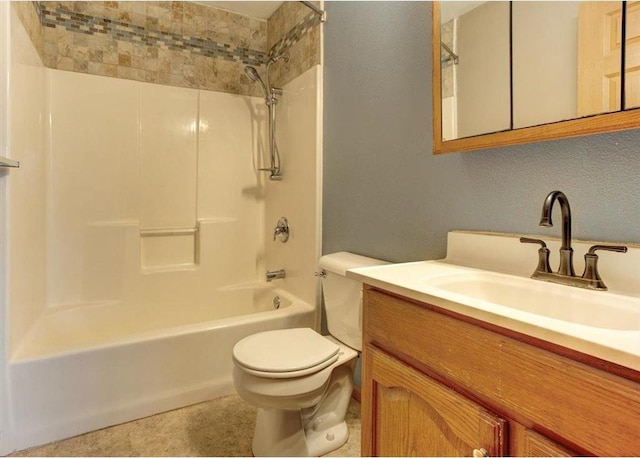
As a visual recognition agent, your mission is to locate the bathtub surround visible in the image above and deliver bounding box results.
[2,2,323,454]
[14,1,321,96]
[323,2,640,262]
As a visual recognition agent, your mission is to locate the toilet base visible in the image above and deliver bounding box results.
[252,408,348,457]
[250,363,354,456]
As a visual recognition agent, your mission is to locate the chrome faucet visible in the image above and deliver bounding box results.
[266,269,286,282]
[520,191,627,291]
[539,190,574,276]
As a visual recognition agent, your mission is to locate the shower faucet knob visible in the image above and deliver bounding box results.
[273,217,289,242]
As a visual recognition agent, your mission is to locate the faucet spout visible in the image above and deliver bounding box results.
[540,190,574,276]
[540,190,572,250]
[266,269,286,282]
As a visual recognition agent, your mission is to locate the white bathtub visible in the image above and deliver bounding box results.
[3,285,315,454]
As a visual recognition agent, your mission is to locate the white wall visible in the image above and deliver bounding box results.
[265,66,322,313]
[5,3,48,358]
[1,3,48,451]
[44,71,269,312]
[0,3,9,452]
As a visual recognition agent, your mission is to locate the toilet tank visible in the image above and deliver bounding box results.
[319,252,388,351]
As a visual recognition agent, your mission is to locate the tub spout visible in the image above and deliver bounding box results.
[266,269,286,282]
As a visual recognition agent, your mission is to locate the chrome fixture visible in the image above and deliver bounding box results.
[266,269,286,282]
[300,1,326,23]
[440,42,459,65]
[273,217,290,243]
[520,191,627,290]
[0,156,19,168]
[245,53,289,181]
[244,66,269,99]
[273,296,281,309]
[314,269,326,278]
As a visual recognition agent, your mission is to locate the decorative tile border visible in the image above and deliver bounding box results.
[32,0,44,23]
[38,3,266,66]
[268,11,320,60]
[17,1,322,95]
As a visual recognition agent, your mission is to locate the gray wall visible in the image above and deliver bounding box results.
[323,2,640,263]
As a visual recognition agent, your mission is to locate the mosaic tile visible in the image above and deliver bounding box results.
[16,1,322,96]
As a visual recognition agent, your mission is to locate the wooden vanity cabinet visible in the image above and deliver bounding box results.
[364,345,507,456]
[361,286,640,457]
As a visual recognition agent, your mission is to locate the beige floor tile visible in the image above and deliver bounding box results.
[11,394,361,457]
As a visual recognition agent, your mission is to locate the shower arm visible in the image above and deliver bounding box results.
[299,1,326,23]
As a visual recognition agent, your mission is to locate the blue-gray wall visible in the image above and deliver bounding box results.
[323,2,640,263]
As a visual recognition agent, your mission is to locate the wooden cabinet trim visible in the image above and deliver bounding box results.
[364,285,640,383]
[431,1,640,155]
[363,287,640,456]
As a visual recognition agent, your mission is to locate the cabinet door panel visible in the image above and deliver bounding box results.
[367,345,507,457]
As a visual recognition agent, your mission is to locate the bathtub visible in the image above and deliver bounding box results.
[3,285,315,454]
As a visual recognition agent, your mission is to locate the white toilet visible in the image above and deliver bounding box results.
[232,252,387,457]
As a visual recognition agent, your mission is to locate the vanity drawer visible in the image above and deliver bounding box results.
[363,286,640,456]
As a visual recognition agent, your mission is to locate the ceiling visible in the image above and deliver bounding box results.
[196,1,284,20]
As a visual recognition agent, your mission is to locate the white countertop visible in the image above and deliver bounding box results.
[348,232,640,372]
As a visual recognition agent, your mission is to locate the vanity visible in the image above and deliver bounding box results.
[349,232,640,456]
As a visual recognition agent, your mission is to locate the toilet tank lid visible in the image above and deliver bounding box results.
[319,251,388,276]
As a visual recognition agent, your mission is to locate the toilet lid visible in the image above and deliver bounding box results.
[233,328,340,374]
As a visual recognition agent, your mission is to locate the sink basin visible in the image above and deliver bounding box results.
[427,271,640,331]
[347,232,640,370]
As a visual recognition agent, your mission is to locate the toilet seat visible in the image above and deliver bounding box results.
[233,328,340,379]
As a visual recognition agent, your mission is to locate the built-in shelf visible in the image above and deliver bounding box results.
[0,156,19,168]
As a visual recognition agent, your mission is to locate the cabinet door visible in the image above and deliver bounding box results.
[523,429,576,456]
[362,345,507,456]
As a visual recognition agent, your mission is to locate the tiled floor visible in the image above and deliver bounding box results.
[10,394,361,457]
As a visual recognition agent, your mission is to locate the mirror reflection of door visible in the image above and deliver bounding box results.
[577,1,623,116]
[626,1,640,109]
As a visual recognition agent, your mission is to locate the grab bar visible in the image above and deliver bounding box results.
[0,156,19,168]
[140,226,198,237]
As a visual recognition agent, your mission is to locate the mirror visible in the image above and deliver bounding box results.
[440,2,510,140]
[627,1,640,109]
[513,2,585,128]
[433,1,640,154]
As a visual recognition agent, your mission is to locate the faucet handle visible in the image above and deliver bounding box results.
[273,217,289,242]
[586,244,628,255]
[581,244,627,290]
[519,237,548,248]
[520,237,552,275]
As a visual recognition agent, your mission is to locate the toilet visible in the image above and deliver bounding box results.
[232,252,387,457]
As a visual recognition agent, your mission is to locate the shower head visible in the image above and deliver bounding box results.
[245,65,269,99]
